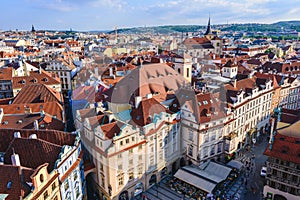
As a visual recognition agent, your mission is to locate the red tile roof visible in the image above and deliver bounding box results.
[4,138,63,172]
[12,70,60,89]
[72,85,95,103]
[106,63,186,104]
[13,84,63,104]
[87,114,110,130]
[130,98,170,126]
[264,131,300,165]
[0,129,76,152]
[1,101,63,121]
[0,67,13,80]
[0,165,34,200]
[100,121,121,139]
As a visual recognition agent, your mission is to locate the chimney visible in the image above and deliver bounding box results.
[11,149,21,166]
[29,134,37,139]
[109,67,113,76]
[135,96,143,108]
[0,108,3,123]
[146,93,153,99]
[14,132,21,138]
[108,114,115,123]
[33,120,39,130]
[40,109,45,117]
[95,67,99,78]
[24,107,32,114]
[233,79,237,88]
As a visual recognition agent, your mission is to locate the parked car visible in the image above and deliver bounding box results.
[260,166,267,177]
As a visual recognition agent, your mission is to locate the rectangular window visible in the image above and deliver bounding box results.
[101,176,105,188]
[129,172,134,181]
[138,166,143,175]
[99,163,103,171]
[186,68,190,78]
[75,186,80,198]
[129,149,133,154]
[189,131,193,141]
[52,183,56,191]
[64,181,69,191]
[73,171,78,181]
[43,190,49,199]
[118,176,123,186]
[126,138,129,144]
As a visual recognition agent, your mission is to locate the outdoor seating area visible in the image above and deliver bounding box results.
[168,178,208,200]
[167,167,241,200]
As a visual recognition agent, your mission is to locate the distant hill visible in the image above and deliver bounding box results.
[105,20,300,34]
[220,21,300,32]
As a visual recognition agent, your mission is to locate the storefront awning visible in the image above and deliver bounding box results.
[227,160,244,171]
[174,169,216,193]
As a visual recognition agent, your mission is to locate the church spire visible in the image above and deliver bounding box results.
[31,25,35,33]
[204,15,212,35]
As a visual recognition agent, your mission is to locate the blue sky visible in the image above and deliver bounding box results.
[1,0,299,31]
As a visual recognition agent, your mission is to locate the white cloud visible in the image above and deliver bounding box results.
[88,0,127,10]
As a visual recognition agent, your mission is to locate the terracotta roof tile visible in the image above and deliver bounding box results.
[264,131,300,165]
[108,63,186,104]
[1,101,63,121]
[0,165,34,200]
[100,121,122,139]
[4,138,62,172]
[0,129,76,152]
[0,67,13,80]
[72,85,95,103]
[12,70,60,89]
[130,98,170,126]
[13,84,63,104]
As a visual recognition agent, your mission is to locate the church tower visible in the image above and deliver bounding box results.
[204,16,215,40]
[31,25,36,33]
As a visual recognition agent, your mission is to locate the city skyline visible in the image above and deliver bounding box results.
[1,0,299,31]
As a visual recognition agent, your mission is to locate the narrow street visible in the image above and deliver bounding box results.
[241,135,269,200]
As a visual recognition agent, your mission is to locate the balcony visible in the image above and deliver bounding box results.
[267,175,300,189]
[267,161,300,176]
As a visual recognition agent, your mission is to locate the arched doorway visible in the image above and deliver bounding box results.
[161,167,167,178]
[119,191,129,200]
[149,174,157,187]
[273,194,287,200]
